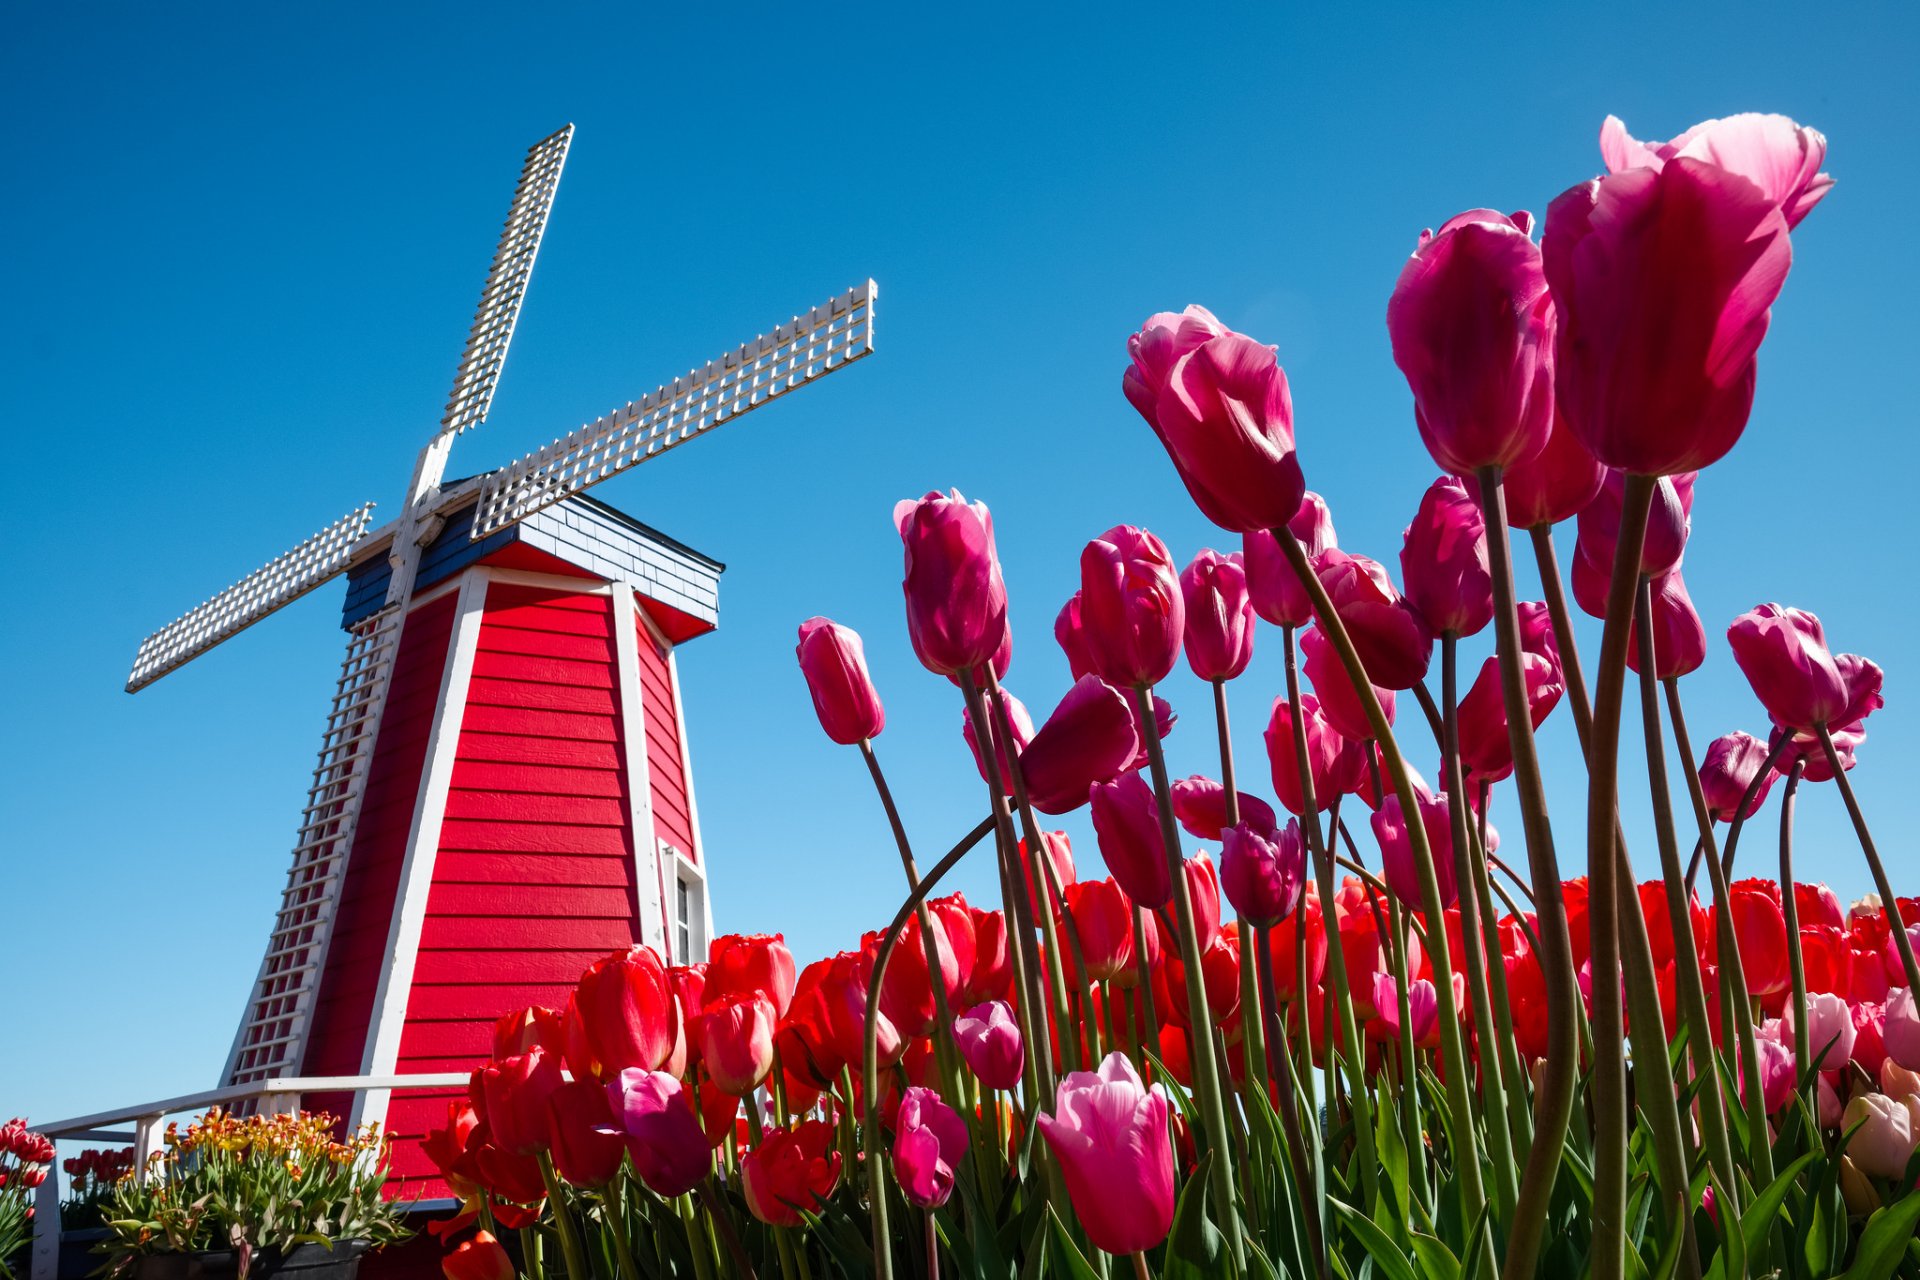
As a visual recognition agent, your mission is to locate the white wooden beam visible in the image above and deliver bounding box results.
[611,583,668,955]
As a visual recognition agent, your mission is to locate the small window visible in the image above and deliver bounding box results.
[676,876,692,964]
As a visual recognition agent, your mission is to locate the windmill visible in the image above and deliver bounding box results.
[125,125,874,1178]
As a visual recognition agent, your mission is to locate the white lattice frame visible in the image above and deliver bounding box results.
[470,280,876,539]
[127,504,377,692]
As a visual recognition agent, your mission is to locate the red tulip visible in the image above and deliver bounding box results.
[443,1232,514,1280]
[1697,731,1779,822]
[962,688,1033,795]
[894,489,1009,677]
[1400,476,1494,638]
[795,618,885,744]
[698,992,777,1095]
[1543,157,1792,476]
[1124,307,1304,533]
[1388,208,1556,476]
[606,1068,711,1198]
[1727,605,1850,731]
[1313,550,1431,689]
[742,1120,842,1227]
[1020,676,1141,814]
[1799,925,1853,997]
[491,1006,565,1062]
[953,999,1025,1090]
[1719,879,1791,997]
[1055,592,1096,681]
[474,1047,563,1156]
[1267,891,1328,998]
[1170,775,1278,840]
[1505,943,1552,1060]
[866,913,960,1038]
[959,907,1012,1004]
[1090,770,1172,909]
[1637,880,1708,969]
[666,964,707,1065]
[1495,409,1605,528]
[545,1079,624,1187]
[1181,853,1223,954]
[1220,819,1306,929]
[1796,882,1845,929]
[1079,525,1185,688]
[1776,654,1884,779]
[1300,623,1395,743]
[1180,549,1256,680]
[422,1100,481,1198]
[1016,831,1079,919]
[1062,877,1135,982]
[706,934,797,1019]
[1244,491,1337,627]
[1373,782,1458,910]
[1624,571,1706,678]
[927,894,978,997]
[573,945,678,1079]
[1599,112,1833,229]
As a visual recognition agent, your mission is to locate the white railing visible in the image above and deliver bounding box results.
[28,1075,466,1280]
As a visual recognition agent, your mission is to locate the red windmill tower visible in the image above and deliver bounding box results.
[123,125,875,1188]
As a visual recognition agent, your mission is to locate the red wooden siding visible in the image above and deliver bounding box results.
[634,606,696,864]
[383,582,645,1196]
[299,593,459,1121]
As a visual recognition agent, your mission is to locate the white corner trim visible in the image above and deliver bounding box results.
[350,568,490,1130]
[664,646,714,942]
[482,566,616,596]
[611,584,668,956]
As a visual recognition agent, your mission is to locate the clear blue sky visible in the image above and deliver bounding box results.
[5,3,1917,1124]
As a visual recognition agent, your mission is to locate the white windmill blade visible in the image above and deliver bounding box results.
[470,279,875,540]
[438,124,574,438]
[126,503,378,693]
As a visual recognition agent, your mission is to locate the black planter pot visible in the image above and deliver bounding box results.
[131,1242,369,1280]
[59,1228,111,1280]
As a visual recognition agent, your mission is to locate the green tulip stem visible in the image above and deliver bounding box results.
[519,1225,544,1280]
[673,1194,716,1280]
[1256,921,1333,1280]
[600,1180,648,1280]
[536,1152,591,1280]
[1816,721,1920,993]
[1133,683,1245,1270]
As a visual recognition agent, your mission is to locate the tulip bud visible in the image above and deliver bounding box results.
[1727,605,1851,731]
[1789,991,1858,1072]
[1886,989,1920,1072]
[1220,820,1306,929]
[475,1047,564,1156]
[892,1087,970,1209]
[545,1079,625,1187]
[1372,784,1458,911]
[795,618,885,744]
[742,1120,841,1228]
[1055,593,1096,681]
[953,1000,1025,1091]
[1243,491,1337,627]
[1624,571,1706,679]
[1079,525,1184,688]
[1062,878,1136,982]
[492,1005,565,1062]
[1300,624,1395,744]
[1457,650,1563,785]
[962,688,1033,795]
[894,489,1010,678]
[1698,732,1779,822]
[1090,770,1172,909]
[1313,550,1431,689]
[705,934,797,1018]
[1170,775,1278,840]
[1180,549,1256,681]
[1399,477,1493,638]
[574,946,678,1080]
[698,992,777,1095]
[1019,676,1140,814]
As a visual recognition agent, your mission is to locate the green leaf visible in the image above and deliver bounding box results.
[1646,1188,1689,1280]
[1406,1231,1460,1280]
[1043,1206,1104,1280]
[1839,1192,1920,1280]
[1330,1196,1419,1280]
[1163,1151,1226,1280]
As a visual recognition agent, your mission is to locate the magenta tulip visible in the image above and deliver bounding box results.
[1314,549,1431,688]
[1458,649,1564,786]
[795,618,885,745]
[1123,307,1304,533]
[1019,675,1141,814]
[962,688,1033,794]
[953,1000,1024,1091]
[1121,692,1178,773]
[1090,769,1172,908]
[1079,525,1184,688]
[606,1068,711,1197]
[894,489,1009,677]
[1180,549,1256,680]
[1600,112,1833,229]
[1037,1053,1176,1256]
[1727,604,1851,730]
[1055,592,1096,681]
[1373,782,1457,910]
[1624,571,1707,679]
[1244,490,1337,627]
[1387,208,1556,476]
[1575,470,1695,588]
[1496,410,1605,528]
[1698,731,1780,822]
[1262,692,1363,816]
[1400,476,1493,638]
[1170,774,1278,839]
[1543,158,1792,476]
[1220,819,1307,928]
[1300,623,1395,744]
[892,1086,969,1209]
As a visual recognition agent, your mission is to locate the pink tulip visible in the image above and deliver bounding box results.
[606,1069,711,1198]
[1600,112,1834,229]
[1496,410,1605,528]
[1300,624,1395,744]
[1790,991,1859,1071]
[1887,989,1920,1071]
[1037,1053,1176,1255]
[1124,307,1304,533]
[1623,571,1707,679]
[1170,775,1278,840]
[892,1086,969,1209]
[1698,731,1780,822]
[1079,525,1184,688]
[1370,973,1452,1048]
[1263,693,1364,816]
[1457,650,1564,786]
[1751,1036,1798,1115]
[1055,593,1096,681]
[1842,1093,1918,1179]
[1544,158,1792,476]
[1019,676,1141,814]
[1882,1059,1920,1102]
[1090,770,1172,908]
[1244,491,1337,627]
[698,993,777,1096]
[1727,605,1850,730]
[795,618,885,745]
[1372,782,1458,911]
[1181,549,1256,681]
[1400,476,1494,638]
[953,1000,1024,1091]
[1314,550,1432,689]
[895,490,1009,677]
[1220,819,1307,929]
[962,689,1033,795]
[1387,208,1556,476]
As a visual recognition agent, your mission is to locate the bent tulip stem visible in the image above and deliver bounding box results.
[1816,722,1920,992]
[1718,731,1790,881]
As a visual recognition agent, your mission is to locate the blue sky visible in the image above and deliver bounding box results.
[5,3,1917,1124]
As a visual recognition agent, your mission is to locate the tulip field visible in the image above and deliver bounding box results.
[17,107,1920,1280]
